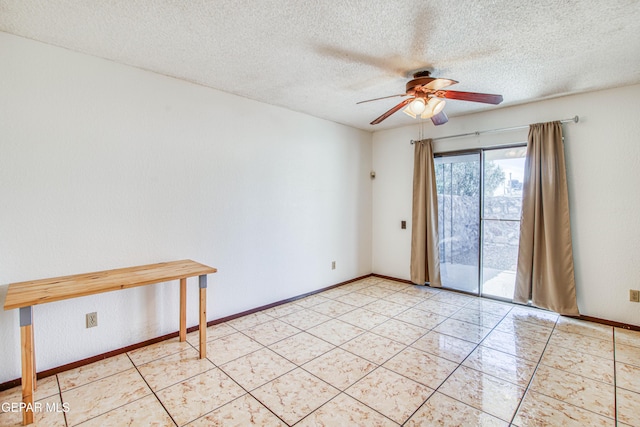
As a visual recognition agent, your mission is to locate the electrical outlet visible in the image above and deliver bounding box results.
[630,290,640,303]
[86,312,98,328]
[331,261,336,270]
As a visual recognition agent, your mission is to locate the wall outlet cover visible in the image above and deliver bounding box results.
[630,290,640,303]
[86,312,98,328]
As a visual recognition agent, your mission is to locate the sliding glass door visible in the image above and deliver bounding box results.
[434,146,526,300]
[434,153,480,294]
[481,147,526,299]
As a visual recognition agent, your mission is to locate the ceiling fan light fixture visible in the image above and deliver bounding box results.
[428,97,446,115]
[418,97,445,119]
[403,105,417,118]
[403,98,427,119]
[409,97,426,114]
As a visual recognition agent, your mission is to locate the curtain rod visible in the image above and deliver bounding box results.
[410,115,579,144]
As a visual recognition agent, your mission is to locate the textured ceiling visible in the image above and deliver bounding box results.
[1,0,640,130]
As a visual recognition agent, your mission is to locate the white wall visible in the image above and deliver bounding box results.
[0,33,373,383]
[373,84,640,327]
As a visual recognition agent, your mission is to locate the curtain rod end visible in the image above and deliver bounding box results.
[573,115,579,123]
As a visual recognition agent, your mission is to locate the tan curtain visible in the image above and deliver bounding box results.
[410,139,442,287]
[514,121,579,315]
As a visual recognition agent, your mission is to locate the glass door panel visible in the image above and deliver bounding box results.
[481,146,526,300]
[435,153,480,294]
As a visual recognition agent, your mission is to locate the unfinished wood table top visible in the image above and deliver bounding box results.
[4,260,217,310]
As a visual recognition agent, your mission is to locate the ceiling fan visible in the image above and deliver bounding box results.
[358,70,503,126]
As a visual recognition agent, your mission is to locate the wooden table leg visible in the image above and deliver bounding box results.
[198,275,207,359]
[31,311,36,392]
[179,278,186,342]
[20,306,34,425]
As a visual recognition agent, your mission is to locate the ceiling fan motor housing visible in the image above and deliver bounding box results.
[407,77,437,97]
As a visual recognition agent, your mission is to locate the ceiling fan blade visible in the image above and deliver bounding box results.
[431,110,449,126]
[357,94,407,104]
[424,78,458,90]
[440,90,503,104]
[370,98,413,125]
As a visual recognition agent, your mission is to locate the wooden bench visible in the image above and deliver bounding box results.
[3,259,217,425]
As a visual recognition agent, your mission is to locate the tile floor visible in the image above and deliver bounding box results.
[1,277,640,426]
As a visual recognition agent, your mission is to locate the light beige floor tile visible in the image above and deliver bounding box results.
[411,330,477,363]
[58,353,133,392]
[617,387,640,426]
[226,312,274,331]
[617,361,640,393]
[156,368,244,426]
[334,292,378,307]
[76,394,174,427]
[405,392,508,427]
[383,347,457,389]
[540,344,614,384]
[464,299,513,316]
[356,285,398,298]
[340,332,406,364]
[377,280,411,291]
[512,390,614,427]
[433,318,492,344]
[340,282,372,292]
[127,337,192,366]
[186,322,236,345]
[278,309,331,330]
[319,287,353,299]
[549,330,613,360]
[413,299,462,316]
[0,375,60,403]
[394,308,446,329]
[268,332,335,365]
[306,318,365,346]
[382,292,424,307]
[310,300,357,317]
[615,341,640,367]
[355,277,381,286]
[615,327,640,348]
[450,307,504,328]
[138,347,215,391]
[370,318,427,345]
[205,332,263,365]
[251,368,339,425]
[507,306,558,328]
[185,394,285,426]
[220,348,295,391]
[296,393,398,427]
[338,307,389,330]
[0,394,67,427]
[261,302,304,318]
[481,329,547,362]
[438,365,525,422]
[62,368,151,426]
[293,294,330,308]
[363,299,408,317]
[346,367,433,424]
[401,285,440,297]
[303,348,376,390]
[495,316,553,342]
[462,346,536,387]
[430,292,475,307]
[241,319,300,346]
[555,317,613,341]
[529,364,615,418]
